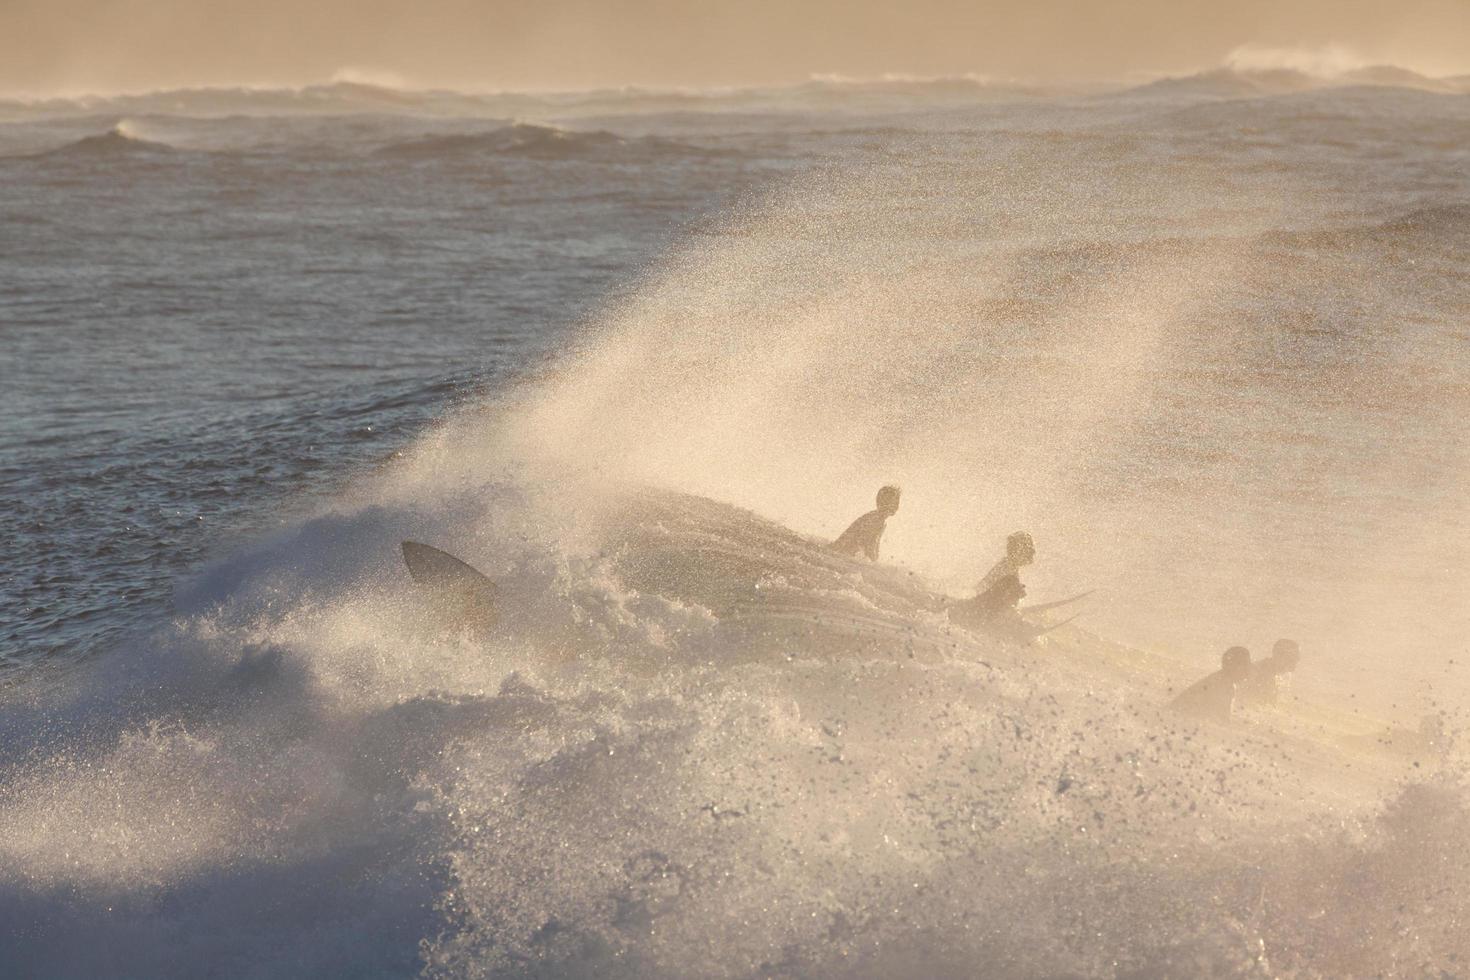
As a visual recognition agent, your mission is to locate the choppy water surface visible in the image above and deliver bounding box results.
[1,68,1468,976]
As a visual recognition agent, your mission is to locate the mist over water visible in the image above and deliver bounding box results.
[508,121,1470,712]
[2,66,1468,976]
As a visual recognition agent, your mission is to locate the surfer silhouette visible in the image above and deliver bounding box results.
[944,531,1041,637]
[966,530,1036,619]
[1169,646,1252,723]
[1237,638,1300,707]
[830,485,900,561]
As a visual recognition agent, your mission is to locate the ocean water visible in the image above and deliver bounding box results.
[1,68,1468,976]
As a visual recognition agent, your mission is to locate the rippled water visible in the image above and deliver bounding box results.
[1,69,1468,976]
[0,114,781,677]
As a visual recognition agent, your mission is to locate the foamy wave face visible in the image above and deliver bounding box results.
[1,475,1465,977]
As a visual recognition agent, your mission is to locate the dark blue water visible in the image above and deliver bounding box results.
[0,126,783,679]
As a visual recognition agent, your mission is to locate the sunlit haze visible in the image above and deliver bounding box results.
[3,0,1469,94]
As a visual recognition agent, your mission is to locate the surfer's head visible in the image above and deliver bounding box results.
[1221,646,1252,681]
[1006,531,1035,565]
[876,485,901,516]
[1270,638,1301,670]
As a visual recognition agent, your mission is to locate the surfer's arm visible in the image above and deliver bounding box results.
[832,510,882,561]
[973,557,1011,596]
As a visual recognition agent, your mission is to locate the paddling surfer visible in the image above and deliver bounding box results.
[1169,646,1252,723]
[945,531,1045,642]
[1237,638,1301,707]
[949,531,1036,623]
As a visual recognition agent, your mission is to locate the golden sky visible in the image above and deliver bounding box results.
[3,0,1467,94]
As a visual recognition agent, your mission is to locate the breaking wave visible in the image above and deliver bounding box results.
[1,466,1466,977]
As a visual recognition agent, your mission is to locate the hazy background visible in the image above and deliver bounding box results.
[3,0,1469,95]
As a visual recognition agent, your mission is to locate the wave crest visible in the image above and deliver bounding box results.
[1126,50,1470,100]
[34,122,178,159]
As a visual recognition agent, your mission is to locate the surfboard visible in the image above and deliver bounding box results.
[401,541,499,629]
[1020,590,1094,616]
[1031,611,1082,636]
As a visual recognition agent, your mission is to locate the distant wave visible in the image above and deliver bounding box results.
[1344,203,1470,244]
[2,64,1466,126]
[1121,62,1470,101]
[0,73,1060,125]
[800,72,1057,100]
[377,122,714,161]
[1224,43,1373,77]
[0,82,514,124]
[1229,203,1470,297]
[33,123,178,160]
